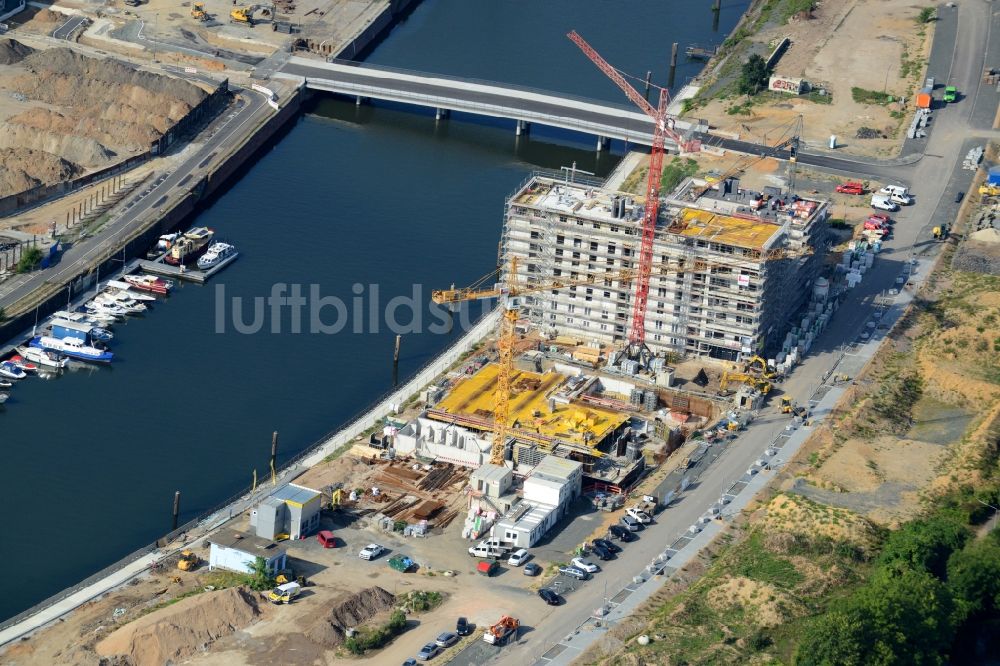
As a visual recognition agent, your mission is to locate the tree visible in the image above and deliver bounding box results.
[878,515,970,578]
[244,556,276,591]
[15,247,43,274]
[795,607,872,665]
[739,54,771,96]
[947,538,1000,615]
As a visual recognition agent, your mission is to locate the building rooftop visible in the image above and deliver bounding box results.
[497,500,556,532]
[273,483,321,506]
[471,463,513,485]
[212,529,286,555]
[670,208,784,250]
[436,364,627,448]
[531,454,582,481]
[512,178,642,225]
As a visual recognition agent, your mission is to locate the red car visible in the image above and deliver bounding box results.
[835,182,865,195]
[867,213,891,225]
[317,530,337,548]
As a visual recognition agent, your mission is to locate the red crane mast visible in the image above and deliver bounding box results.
[567,31,698,355]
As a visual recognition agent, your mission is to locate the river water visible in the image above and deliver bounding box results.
[0,0,748,622]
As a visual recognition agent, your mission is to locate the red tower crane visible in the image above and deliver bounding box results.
[567,31,700,357]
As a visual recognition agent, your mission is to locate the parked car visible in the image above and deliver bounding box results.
[456,617,471,636]
[571,557,600,574]
[403,659,418,666]
[559,565,590,580]
[835,181,865,194]
[316,530,337,548]
[889,192,912,206]
[417,643,442,661]
[507,548,530,566]
[620,514,644,532]
[626,507,653,524]
[435,632,459,648]
[538,588,561,605]
[879,185,909,198]
[523,562,542,576]
[867,213,891,225]
[591,543,613,560]
[608,524,636,541]
[359,544,385,560]
[955,190,965,203]
[593,538,622,554]
[476,560,499,577]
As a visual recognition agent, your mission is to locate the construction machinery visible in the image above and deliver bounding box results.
[719,371,771,396]
[933,225,949,241]
[191,2,208,20]
[568,31,700,360]
[177,549,201,571]
[230,4,270,24]
[743,354,777,379]
[979,183,1000,197]
[483,615,520,645]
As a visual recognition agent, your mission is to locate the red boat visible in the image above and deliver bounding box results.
[123,274,174,295]
[7,355,38,373]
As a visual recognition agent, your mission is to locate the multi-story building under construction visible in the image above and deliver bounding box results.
[501,173,829,361]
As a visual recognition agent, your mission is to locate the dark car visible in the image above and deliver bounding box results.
[538,588,561,605]
[456,617,471,636]
[608,524,636,541]
[593,538,622,554]
[523,562,542,576]
[591,543,613,560]
[955,191,965,203]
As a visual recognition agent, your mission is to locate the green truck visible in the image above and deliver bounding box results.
[944,86,958,102]
[388,555,415,572]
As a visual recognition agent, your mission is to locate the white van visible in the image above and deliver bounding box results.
[871,194,899,212]
[879,185,909,198]
[268,581,301,604]
[889,192,912,206]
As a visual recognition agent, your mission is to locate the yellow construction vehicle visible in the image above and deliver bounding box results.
[230,6,253,23]
[177,549,201,571]
[719,371,771,396]
[780,396,793,413]
[744,354,777,379]
[191,2,208,20]
[979,183,1000,197]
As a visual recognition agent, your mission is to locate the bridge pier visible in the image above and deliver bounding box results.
[355,95,366,106]
[515,119,530,136]
[435,108,449,121]
[596,136,610,152]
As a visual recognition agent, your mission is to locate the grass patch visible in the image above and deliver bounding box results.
[802,90,832,105]
[851,87,894,105]
[661,157,699,193]
[343,609,407,655]
[731,531,805,589]
[399,590,443,613]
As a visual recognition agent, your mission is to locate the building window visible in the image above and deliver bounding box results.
[573,238,582,248]
[555,249,563,256]
[556,235,565,244]
[608,244,616,255]
[590,241,598,251]
[593,222,601,229]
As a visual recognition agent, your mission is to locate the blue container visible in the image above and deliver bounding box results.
[988,166,1000,185]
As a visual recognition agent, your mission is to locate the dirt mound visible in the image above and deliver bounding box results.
[0,147,80,197]
[0,39,34,65]
[95,586,269,666]
[706,576,801,628]
[25,8,64,25]
[970,228,1000,244]
[763,493,878,550]
[306,586,396,648]
[0,118,115,167]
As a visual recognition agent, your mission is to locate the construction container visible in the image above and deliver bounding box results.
[988,166,1000,185]
[916,89,932,109]
[813,277,830,301]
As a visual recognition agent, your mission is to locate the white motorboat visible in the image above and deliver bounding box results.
[95,293,147,314]
[0,378,13,388]
[123,274,174,295]
[0,361,27,380]
[0,392,9,405]
[17,346,69,369]
[103,280,156,302]
[85,299,129,318]
[197,242,239,270]
[52,310,107,327]
[30,336,113,363]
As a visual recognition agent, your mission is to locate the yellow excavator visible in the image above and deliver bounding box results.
[743,354,777,379]
[191,2,208,20]
[719,371,771,396]
[979,183,1000,197]
[230,4,271,25]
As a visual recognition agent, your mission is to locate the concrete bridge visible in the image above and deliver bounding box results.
[276,57,694,151]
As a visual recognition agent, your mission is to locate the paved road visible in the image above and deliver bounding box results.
[0,87,270,314]
[51,15,85,41]
[443,1,997,663]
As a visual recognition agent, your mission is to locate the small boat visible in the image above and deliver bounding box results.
[0,379,12,389]
[95,293,147,314]
[7,355,38,373]
[17,346,69,369]
[85,299,129,319]
[73,308,117,325]
[124,274,174,295]
[197,241,238,270]
[0,361,27,380]
[165,227,214,266]
[52,310,107,327]
[30,336,113,363]
[104,280,156,302]
[147,233,180,259]
[0,392,9,405]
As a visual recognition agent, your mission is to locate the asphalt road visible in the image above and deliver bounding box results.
[444,1,998,663]
[51,15,86,41]
[0,87,270,313]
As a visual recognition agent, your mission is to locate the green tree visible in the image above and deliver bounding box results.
[947,537,1000,615]
[244,556,276,591]
[15,247,43,274]
[795,606,872,665]
[878,515,969,578]
[739,54,771,96]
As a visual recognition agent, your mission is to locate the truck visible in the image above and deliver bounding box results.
[388,555,415,572]
[483,615,519,645]
[468,537,512,559]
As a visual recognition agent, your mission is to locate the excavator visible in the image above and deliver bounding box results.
[979,183,1000,197]
[177,549,201,571]
[719,371,771,396]
[190,2,208,20]
[230,4,271,25]
[743,354,777,379]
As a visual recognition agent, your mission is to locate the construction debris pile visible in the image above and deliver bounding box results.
[305,587,396,648]
[367,460,469,532]
[953,195,1000,275]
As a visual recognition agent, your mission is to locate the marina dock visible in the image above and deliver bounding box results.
[137,250,238,285]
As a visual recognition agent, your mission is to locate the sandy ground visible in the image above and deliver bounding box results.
[693,0,935,158]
